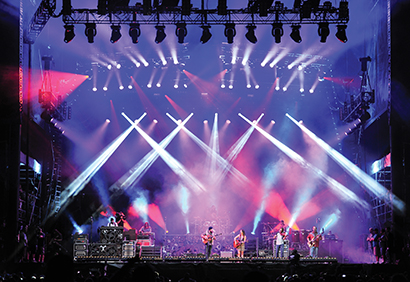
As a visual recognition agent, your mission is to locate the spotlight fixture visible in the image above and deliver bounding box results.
[224,23,236,44]
[175,22,187,44]
[335,24,348,43]
[290,25,302,43]
[84,23,97,43]
[64,24,75,43]
[318,22,330,43]
[200,25,212,44]
[271,22,283,43]
[129,23,141,44]
[155,25,166,44]
[110,25,122,43]
[245,24,257,44]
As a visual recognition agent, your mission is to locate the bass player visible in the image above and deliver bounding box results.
[307,226,323,258]
[233,229,247,258]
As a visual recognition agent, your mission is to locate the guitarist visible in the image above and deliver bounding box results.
[274,228,287,258]
[201,227,216,260]
[306,226,323,258]
[233,230,247,258]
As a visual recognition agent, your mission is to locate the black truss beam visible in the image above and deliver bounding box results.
[25,0,57,44]
[62,6,348,26]
[25,1,348,43]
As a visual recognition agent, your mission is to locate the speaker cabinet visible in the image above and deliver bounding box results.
[319,240,343,262]
[122,241,136,258]
[89,243,122,257]
[140,246,162,257]
[73,243,88,257]
[123,229,136,240]
[99,226,123,243]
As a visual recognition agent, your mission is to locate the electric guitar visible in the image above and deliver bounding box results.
[233,237,248,248]
[202,233,222,244]
[307,228,324,248]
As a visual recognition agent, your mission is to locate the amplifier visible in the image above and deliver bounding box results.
[124,229,136,240]
[122,241,136,258]
[140,246,162,257]
[73,243,88,257]
[73,233,89,244]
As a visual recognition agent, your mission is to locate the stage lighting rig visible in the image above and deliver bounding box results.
[175,22,188,44]
[318,22,330,43]
[26,0,349,44]
[335,24,347,43]
[224,23,236,44]
[290,24,301,43]
[64,24,75,43]
[85,23,97,43]
[272,22,283,43]
[245,24,257,44]
[340,56,375,124]
[200,25,212,44]
[129,23,141,43]
[110,25,122,43]
[155,25,166,43]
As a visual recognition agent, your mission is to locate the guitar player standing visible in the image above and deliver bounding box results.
[307,226,323,258]
[201,227,216,260]
[233,229,247,258]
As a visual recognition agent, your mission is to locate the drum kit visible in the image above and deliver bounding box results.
[193,216,231,235]
[261,223,312,251]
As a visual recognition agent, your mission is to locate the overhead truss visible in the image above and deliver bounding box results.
[62,6,348,26]
[25,0,349,43]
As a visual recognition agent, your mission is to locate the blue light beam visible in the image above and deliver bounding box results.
[285,113,405,214]
[122,112,206,194]
[239,113,370,210]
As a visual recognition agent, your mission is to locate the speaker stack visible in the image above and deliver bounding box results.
[73,233,88,259]
[87,227,125,259]
[99,226,124,243]
[122,240,136,258]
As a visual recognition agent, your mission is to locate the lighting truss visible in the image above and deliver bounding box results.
[25,0,349,43]
[61,6,348,26]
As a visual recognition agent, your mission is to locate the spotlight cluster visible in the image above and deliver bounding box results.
[55,1,349,45]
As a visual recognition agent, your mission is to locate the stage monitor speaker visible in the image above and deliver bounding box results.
[99,226,123,243]
[220,251,233,258]
[140,246,162,257]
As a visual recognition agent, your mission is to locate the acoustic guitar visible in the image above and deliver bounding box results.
[202,233,222,244]
[233,238,247,248]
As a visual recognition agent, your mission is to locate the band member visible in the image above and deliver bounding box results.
[116,211,126,227]
[201,227,216,260]
[139,222,152,234]
[234,229,247,258]
[367,228,381,263]
[274,228,287,258]
[307,226,322,258]
[107,217,118,227]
